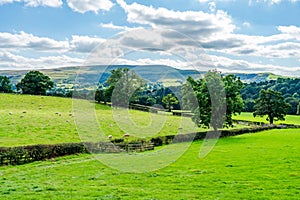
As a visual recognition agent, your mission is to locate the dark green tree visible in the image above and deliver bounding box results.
[183,71,244,131]
[16,71,54,95]
[95,87,106,103]
[253,89,291,124]
[0,75,12,93]
[105,68,145,107]
[162,94,179,112]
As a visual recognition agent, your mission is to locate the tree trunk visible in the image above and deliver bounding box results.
[269,116,274,125]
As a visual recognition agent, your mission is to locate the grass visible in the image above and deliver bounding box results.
[0,94,80,147]
[0,94,246,147]
[233,112,300,125]
[0,129,299,199]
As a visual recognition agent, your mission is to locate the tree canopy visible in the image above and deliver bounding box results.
[95,68,145,107]
[16,71,54,95]
[241,77,300,114]
[183,71,244,131]
[253,89,291,124]
[162,94,179,112]
[0,76,12,93]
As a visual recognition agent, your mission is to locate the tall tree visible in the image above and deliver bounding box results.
[0,75,12,93]
[253,89,291,124]
[162,94,179,112]
[183,71,244,131]
[105,68,145,107]
[16,71,54,95]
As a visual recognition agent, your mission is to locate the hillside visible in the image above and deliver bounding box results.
[0,65,289,86]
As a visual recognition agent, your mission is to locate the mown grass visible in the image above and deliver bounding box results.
[0,94,246,147]
[233,112,300,125]
[0,129,299,199]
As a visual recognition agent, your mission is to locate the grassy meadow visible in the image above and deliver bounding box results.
[0,94,246,147]
[1,129,299,199]
[233,112,300,125]
[1,93,300,199]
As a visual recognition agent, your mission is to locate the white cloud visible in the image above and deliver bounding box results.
[116,0,235,39]
[70,35,106,53]
[277,25,300,41]
[0,51,83,69]
[116,0,300,62]
[0,31,69,51]
[0,0,63,7]
[66,0,114,13]
[243,22,251,27]
[208,2,216,12]
[249,0,300,5]
[99,22,139,31]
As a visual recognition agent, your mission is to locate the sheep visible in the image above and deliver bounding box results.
[9,112,13,115]
[123,133,130,137]
[108,135,113,139]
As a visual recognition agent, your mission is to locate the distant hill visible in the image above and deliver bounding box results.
[0,65,289,86]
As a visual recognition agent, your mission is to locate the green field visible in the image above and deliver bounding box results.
[0,94,246,147]
[1,129,299,199]
[233,112,300,125]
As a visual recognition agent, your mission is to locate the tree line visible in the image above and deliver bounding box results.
[0,68,293,128]
[241,78,300,114]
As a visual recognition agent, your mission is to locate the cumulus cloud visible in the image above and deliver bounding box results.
[0,31,69,51]
[116,0,235,39]
[70,35,106,53]
[249,0,300,5]
[0,51,83,69]
[66,0,114,13]
[0,0,63,7]
[208,2,216,12]
[99,22,140,31]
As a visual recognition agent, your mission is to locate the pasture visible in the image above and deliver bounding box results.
[0,94,245,147]
[0,129,299,199]
[233,112,300,125]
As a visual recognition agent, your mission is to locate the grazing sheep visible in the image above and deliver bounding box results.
[9,112,13,115]
[123,133,130,137]
[108,135,113,139]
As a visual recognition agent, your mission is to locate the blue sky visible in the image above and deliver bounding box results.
[0,0,300,76]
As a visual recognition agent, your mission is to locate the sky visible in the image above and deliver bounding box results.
[0,0,300,76]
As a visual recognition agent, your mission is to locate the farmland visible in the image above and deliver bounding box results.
[0,129,299,199]
[233,112,300,125]
[0,94,300,199]
[0,94,246,147]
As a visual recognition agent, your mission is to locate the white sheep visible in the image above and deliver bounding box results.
[123,133,130,137]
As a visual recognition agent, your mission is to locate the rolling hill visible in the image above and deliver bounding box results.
[0,65,289,86]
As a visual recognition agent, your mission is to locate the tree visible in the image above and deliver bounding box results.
[16,71,54,95]
[162,94,179,112]
[183,71,244,131]
[95,87,106,103]
[253,89,291,124]
[105,68,145,107]
[0,75,12,93]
